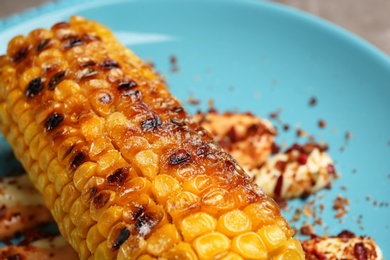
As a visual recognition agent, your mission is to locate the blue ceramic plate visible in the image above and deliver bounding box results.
[1,0,390,256]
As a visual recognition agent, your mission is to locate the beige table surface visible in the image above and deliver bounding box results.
[1,0,390,56]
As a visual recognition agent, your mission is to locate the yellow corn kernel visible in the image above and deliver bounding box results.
[133,150,159,181]
[117,236,147,260]
[201,188,235,217]
[179,212,217,242]
[166,191,200,223]
[43,183,57,209]
[151,174,181,205]
[162,242,198,260]
[54,80,81,101]
[79,240,92,260]
[60,183,80,213]
[193,232,231,260]
[182,175,213,195]
[243,198,280,230]
[95,241,116,260]
[97,205,123,238]
[137,255,157,260]
[146,224,181,256]
[220,252,244,260]
[119,177,153,201]
[272,249,303,260]
[231,232,267,259]
[257,225,287,252]
[90,190,116,221]
[73,162,97,191]
[80,116,105,141]
[217,209,252,237]
[271,238,304,260]
[69,197,90,226]
[96,150,122,176]
[86,225,105,252]
[274,216,294,238]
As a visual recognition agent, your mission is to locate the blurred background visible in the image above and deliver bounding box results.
[1,0,390,56]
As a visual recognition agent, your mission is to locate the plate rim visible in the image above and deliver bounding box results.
[1,0,390,69]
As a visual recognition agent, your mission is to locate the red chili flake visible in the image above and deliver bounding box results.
[300,223,314,236]
[271,143,280,154]
[354,242,369,260]
[0,205,6,219]
[336,230,356,239]
[297,154,308,165]
[346,131,352,139]
[327,164,336,174]
[275,160,287,172]
[318,119,326,128]
[309,96,317,106]
[274,174,284,198]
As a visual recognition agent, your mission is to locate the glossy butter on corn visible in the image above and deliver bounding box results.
[0,17,304,259]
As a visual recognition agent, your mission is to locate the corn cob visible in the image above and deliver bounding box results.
[0,16,304,259]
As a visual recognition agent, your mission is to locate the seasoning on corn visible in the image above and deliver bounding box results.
[0,16,304,259]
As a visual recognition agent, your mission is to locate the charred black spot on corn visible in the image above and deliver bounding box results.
[141,115,162,131]
[75,68,98,80]
[99,59,120,70]
[63,37,84,50]
[107,168,129,186]
[44,113,64,131]
[135,212,159,236]
[12,47,29,63]
[48,71,66,90]
[99,92,112,104]
[118,79,137,91]
[169,149,191,165]
[36,39,51,52]
[25,77,44,98]
[112,227,130,250]
[70,151,87,170]
[93,191,111,209]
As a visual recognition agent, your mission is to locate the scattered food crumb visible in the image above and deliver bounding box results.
[291,209,302,222]
[271,79,278,85]
[300,223,315,236]
[333,194,349,219]
[296,128,307,137]
[366,195,371,201]
[352,169,357,174]
[187,96,200,105]
[340,185,347,191]
[318,119,327,128]
[170,55,179,72]
[283,124,290,131]
[207,99,214,108]
[309,96,317,106]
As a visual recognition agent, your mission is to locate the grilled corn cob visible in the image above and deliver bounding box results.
[0,16,304,259]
